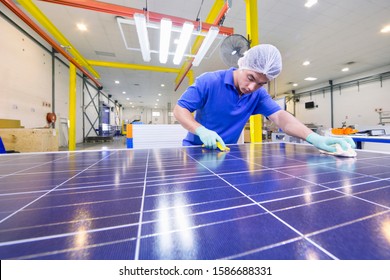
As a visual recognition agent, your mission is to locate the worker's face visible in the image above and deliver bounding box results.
[235,69,269,95]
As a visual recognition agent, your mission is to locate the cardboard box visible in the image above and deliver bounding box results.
[0,128,58,152]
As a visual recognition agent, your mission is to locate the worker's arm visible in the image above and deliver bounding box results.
[268,110,313,139]
[268,110,355,152]
[173,104,225,149]
[173,104,201,134]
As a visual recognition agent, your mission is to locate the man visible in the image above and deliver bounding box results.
[173,44,355,152]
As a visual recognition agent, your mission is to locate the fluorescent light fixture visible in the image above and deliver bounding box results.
[380,25,390,33]
[173,22,194,65]
[342,67,349,72]
[304,77,317,81]
[305,0,318,8]
[303,60,310,66]
[134,13,151,62]
[159,18,172,63]
[192,26,219,66]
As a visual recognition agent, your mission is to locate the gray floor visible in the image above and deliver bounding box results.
[59,136,128,151]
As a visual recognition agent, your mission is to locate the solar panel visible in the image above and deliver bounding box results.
[0,143,389,260]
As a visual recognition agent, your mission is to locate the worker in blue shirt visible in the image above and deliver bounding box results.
[173,44,355,153]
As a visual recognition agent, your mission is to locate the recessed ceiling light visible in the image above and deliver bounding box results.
[304,77,317,81]
[161,84,165,87]
[305,0,318,8]
[342,67,349,72]
[303,61,310,66]
[115,80,120,84]
[156,99,159,102]
[76,23,87,31]
[126,98,130,100]
[380,25,390,33]
[293,83,298,87]
[158,93,162,96]
[122,91,126,94]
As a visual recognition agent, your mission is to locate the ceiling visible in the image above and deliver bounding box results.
[12,0,390,110]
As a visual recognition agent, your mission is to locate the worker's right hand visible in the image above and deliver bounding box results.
[195,126,226,150]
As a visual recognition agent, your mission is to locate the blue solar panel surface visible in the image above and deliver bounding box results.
[0,143,390,260]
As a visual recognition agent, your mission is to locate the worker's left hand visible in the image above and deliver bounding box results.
[306,132,356,153]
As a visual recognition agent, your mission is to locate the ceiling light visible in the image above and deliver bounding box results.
[293,83,298,87]
[342,67,349,72]
[158,93,162,96]
[76,23,87,31]
[192,26,219,66]
[159,18,172,64]
[161,84,165,87]
[122,91,126,94]
[115,80,120,84]
[173,22,194,65]
[304,77,317,81]
[380,25,390,33]
[303,61,310,66]
[305,0,318,8]
[134,13,151,62]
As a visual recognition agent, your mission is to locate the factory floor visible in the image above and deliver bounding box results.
[59,136,127,151]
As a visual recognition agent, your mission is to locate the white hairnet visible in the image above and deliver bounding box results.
[237,44,282,80]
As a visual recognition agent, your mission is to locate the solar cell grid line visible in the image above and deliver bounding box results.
[184,150,339,260]
[134,149,150,260]
[0,150,124,257]
[0,143,390,260]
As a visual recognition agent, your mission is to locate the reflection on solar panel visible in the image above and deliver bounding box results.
[0,143,390,260]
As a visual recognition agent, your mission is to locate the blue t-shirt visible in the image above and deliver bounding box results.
[177,68,281,146]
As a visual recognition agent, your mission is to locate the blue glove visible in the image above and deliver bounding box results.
[306,132,356,153]
[195,126,226,149]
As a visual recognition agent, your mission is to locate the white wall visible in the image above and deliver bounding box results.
[287,66,390,130]
[0,10,122,146]
[122,107,179,124]
[0,13,52,128]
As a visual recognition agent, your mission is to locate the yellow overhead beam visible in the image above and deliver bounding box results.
[18,0,100,79]
[87,60,181,73]
[174,0,230,90]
